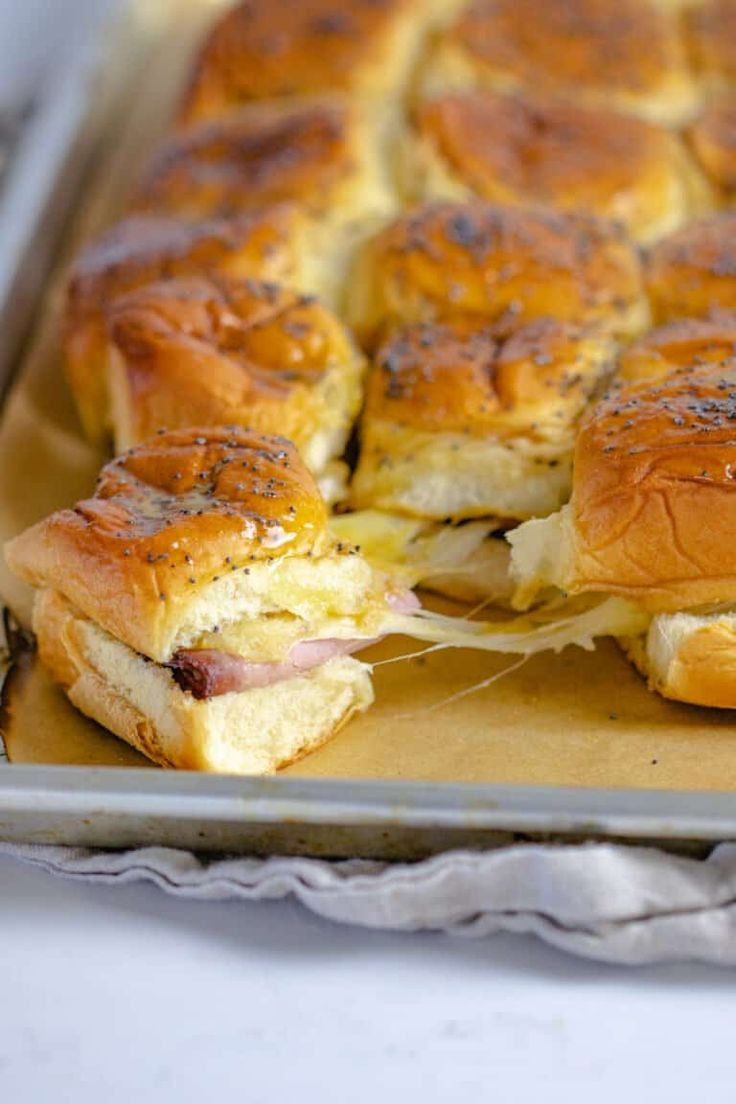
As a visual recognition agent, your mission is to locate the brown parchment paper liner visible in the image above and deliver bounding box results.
[2,0,736,788]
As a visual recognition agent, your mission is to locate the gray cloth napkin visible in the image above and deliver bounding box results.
[4,839,736,966]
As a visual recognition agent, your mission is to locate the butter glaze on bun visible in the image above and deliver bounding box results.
[565,366,736,613]
[619,312,736,382]
[347,200,648,346]
[407,90,707,243]
[134,100,394,224]
[645,212,736,322]
[422,0,701,125]
[64,209,307,443]
[105,275,365,498]
[6,427,329,662]
[178,0,427,124]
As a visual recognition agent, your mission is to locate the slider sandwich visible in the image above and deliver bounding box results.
[104,274,366,505]
[4,428,419,773]
[382,359,736,711]
[334,316,616,604]
[64,207,308,443]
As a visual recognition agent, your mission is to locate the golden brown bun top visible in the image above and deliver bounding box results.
[351,200,646,344]
[619,312,736,383]
[570,366,736,612]
[135,101,355,218]
[689,98,736,193]
[179,0,418,123]
[108,275,352,392]
[447,0,690,102]
[645,212,736,323]
[415,89,678,209]
[365,318,611,440]
[66,208,302,318]
[687,0,736,85]
[5,428,329,658]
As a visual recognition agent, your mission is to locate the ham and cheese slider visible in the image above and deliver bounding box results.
[333,317,615,604]
[498,363,736,708]
[104,275,366,505]
[64,208,306,444]
[5,428,416,773]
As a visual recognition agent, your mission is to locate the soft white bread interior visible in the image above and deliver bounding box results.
[622,610,736,710]
[34,588,373,774]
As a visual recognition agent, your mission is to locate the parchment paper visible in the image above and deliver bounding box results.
[3,0,736,790]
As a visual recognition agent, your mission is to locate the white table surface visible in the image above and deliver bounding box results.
[1,2,735,1098]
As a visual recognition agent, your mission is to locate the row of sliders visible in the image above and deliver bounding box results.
[5,0,736,774]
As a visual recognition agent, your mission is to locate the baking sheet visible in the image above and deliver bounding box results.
[0,0,736,856]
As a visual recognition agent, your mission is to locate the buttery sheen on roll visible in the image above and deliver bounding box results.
[504,365,736,709]
[4,428,417,773]
[64,208,308,443]
[645,212,736,323]
[348,200,649,347]
[105,275,366,504]
[178,0,429,124]
[406,90,709,243]
[421,0,701,125]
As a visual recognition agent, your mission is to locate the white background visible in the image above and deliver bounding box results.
[1,2,735,1099]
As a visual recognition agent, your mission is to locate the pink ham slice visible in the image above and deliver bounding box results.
[169,588,420,700]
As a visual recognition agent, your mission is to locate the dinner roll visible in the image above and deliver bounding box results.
[422,0,701,126]
[105,275,365,501]
[135,99,395,224]
[689,98,736,199]
[405,90,709,243]
[618,311,736,382]
[63,209,307,443]
[350,318,616,521]
[178,0,428,124]
[645,211,736,321]
[347,201,649,346]
[510,366,736,615]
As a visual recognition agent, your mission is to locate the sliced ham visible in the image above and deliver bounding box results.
[168,588,421,699]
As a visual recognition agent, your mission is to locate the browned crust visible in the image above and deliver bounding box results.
[645,212,736,323]
[106,274,363,453]
[178,0,421,123]
[349,200,647,345]
[445,0,694,103]
[619,312,736,383]
[568,366,736,612]
[134,102,356,219]
[64,208,304,442]
[414,90,688,233]
[360,318,610,438]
